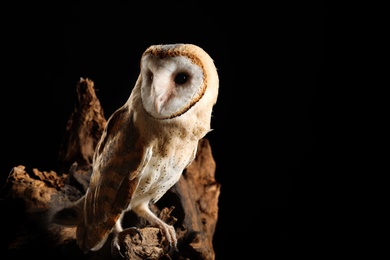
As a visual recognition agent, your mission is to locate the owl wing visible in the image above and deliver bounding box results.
[76,106,151,252]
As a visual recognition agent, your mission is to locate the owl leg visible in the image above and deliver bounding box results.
[133,204,177,252]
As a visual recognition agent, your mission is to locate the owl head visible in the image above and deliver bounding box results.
[139,43,219,120]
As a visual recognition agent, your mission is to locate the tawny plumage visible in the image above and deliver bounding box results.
[52,43,219,256]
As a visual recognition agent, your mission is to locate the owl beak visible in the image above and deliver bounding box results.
[152,80,173,114]
[154,95,166,113]
[152,86,170,114]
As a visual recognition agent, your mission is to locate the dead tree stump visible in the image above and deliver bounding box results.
[0,78,220,260]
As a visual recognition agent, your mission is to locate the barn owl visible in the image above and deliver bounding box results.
[52,43,219,256]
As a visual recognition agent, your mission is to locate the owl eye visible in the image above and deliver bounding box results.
[174,72,189,85]
[146,70,153,81]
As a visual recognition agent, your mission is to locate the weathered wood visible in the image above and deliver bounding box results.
[0,78,220,259]
[58,78,107,172]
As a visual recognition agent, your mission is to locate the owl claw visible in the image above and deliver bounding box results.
[134,227,143,241]
[111,236,124,258]
[111,227,143,258]
[125,226,143,241]
[160,224,177,253]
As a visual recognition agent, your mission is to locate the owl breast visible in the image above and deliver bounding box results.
[131,142,194,206]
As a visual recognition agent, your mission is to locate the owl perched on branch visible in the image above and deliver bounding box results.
[52,43,219,257]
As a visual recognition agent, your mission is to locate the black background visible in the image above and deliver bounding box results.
[1,1,327,259]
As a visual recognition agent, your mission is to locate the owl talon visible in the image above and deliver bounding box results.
[126,226,143,241]
[135,227,143,241]
[111,236,124,258]
[110,227,144,258]
[159,224,177,253]
[167,242,175,253]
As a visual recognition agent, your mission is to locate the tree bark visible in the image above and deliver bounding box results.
[0,78,220,260]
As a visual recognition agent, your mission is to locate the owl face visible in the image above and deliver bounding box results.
[140,47,205,120]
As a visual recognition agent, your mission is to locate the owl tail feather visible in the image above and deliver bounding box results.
[50,196,85,226]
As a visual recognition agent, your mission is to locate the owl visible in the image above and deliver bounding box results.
[52,43,219,256]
